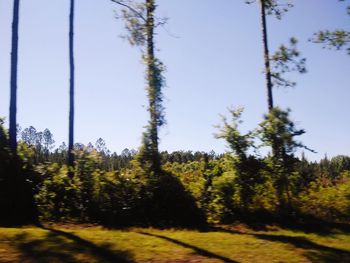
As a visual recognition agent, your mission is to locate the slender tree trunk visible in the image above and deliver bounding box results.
[68,0,75,170]
[9,0,20,155]
[260,0,278,158]
[260,0,274,110]
[146,0,160,172]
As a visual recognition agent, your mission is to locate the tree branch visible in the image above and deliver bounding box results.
[111,0,147,22]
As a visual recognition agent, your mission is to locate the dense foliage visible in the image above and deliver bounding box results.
[1,120,349,227]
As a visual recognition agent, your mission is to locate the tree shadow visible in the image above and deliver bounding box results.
[270,217,350,236]
[254,234,350,263]
[305,250,350,263]
[213,226,350,263]
[138,231,239,263]
[14,228,134,263]
[215,213,350,236]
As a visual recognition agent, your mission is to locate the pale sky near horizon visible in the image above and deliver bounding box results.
[0,0,349,161]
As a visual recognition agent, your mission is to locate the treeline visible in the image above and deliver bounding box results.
[1,120,350,227]
[16,125,220,169]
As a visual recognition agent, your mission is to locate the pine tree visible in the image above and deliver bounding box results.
[246,1,306,157]
[245,0,293,110]
[112,0,166,174]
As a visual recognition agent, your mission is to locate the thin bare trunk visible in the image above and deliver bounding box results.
[260,0,274,110]
[9,0,20,155]
[68,0,75,170]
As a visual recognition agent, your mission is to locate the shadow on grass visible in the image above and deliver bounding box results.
[255,234,350,263]
[138,231,239,263]
[214,226,350,263]
[14,228,134,263]
[228,212,350,236]
[272,219,350,236]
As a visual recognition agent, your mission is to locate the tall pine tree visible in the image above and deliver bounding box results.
[112,0,166,174]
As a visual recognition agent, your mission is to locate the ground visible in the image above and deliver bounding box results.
[0,223,349,262]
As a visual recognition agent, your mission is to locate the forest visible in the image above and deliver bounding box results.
[0,0,350,262]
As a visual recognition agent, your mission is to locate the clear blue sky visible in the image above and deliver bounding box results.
[0,0,349,160]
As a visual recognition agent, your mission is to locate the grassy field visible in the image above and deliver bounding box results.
[0,223,350,262]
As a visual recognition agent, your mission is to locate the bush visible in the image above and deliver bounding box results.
[297,176,350,222]
[35,164,82,221]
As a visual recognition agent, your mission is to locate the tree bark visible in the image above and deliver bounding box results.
[9,0,20,155]
[68,0,75,170]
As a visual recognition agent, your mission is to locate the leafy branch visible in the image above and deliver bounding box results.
[270,38,307,88]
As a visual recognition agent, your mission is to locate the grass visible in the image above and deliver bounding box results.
[0,223,350,262]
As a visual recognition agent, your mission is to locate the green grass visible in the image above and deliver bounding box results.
[0,224,350,262]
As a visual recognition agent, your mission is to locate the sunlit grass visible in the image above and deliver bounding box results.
[0,224,349,262]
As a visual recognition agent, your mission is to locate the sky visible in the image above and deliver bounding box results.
[0,0,349,160]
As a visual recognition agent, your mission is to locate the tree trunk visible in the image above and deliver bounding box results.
[146,0,160,172]
[260,0,278,158]
[68,0,75,170]
[260,0,274,110]
[9,0,20,155]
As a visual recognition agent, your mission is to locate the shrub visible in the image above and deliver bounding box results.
[297,176,350,222]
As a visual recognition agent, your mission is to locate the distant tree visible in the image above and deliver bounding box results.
[95,138,108,154]
[16,124,22,138]
[121,148,132,158]
[20,126,54,162]
[58,142,68,153]
[311,0,350,55]
[95,138,110,170]
[21,126,38,145]
[73,142,85,151]
[35,131,43,158]
[68,0,75,171]
[330,155,350,174]
[9,0,21,154]
[112,0,166,174]
[86,142,94,152]
[51,142,68,164]
[42,128,55,152]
